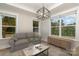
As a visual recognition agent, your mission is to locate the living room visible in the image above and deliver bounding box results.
[0,2,79,56]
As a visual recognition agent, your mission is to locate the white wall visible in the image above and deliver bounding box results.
[16,13,33,33]
[40,18,51,42]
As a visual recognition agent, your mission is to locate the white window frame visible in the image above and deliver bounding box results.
[51,10,77,39]
[33,19,40,34]
[0,11,18,39]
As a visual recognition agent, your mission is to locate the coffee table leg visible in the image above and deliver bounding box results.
[42,48,49,56]
[34,48,49,56]
[46,48,49,56]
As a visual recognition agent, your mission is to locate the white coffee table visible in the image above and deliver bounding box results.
[23,44,49,56]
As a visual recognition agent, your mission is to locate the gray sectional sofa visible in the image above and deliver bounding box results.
[9,32,41,51]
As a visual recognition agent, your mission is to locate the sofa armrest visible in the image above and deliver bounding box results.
[9,38,17,46]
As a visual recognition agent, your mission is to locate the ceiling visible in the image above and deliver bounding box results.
[13,3,55,11]
[0,3,79,16]
[6,3,58,13]
[51,3,79,15]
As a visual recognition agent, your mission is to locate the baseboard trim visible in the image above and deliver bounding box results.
[41,40,47,43]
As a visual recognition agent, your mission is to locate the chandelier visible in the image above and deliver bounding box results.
[36,6,51,20]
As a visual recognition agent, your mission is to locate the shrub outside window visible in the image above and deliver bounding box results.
[51,17,59,35]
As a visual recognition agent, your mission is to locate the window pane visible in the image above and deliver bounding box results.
[33,28,38,32]
[2,27,15,38]
[33,21,39,32]
[61,16,76,26]
[2,16,16,26]
[33,21,39,27]
[61,26,75,37]
[51,17,60,26]
[51,27,59,35]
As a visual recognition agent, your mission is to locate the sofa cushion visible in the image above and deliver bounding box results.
[14,33,27,39]
[15,39,29,45]
[11,37,17,41]
[27,33,34,38]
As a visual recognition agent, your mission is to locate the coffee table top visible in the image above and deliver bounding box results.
[22,44,49,56]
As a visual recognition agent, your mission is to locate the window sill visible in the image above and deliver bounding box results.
[0,37,11,40]
[50,35,75,40]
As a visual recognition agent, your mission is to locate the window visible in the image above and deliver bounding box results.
[61,15,76,37]
[33,21,39,32]
[51,17,59,35]
[51,13,76,38]
[0,15,16,38]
